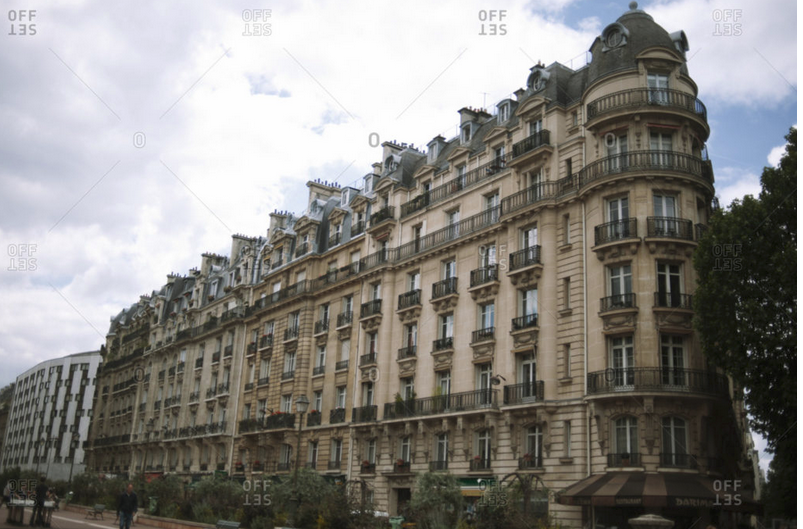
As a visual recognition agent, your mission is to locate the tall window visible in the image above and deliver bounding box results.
[653,193,679,236]
[443,259,456,279]
[280,444,292,465]
[608,264,633,306]
[319,303,330,323]
[331,439,343,462]
[316,346,326,368]
[340,339,350,362]
[371,283,381,300]
[661,417,688,466]
[606,134,628,171]
[436,433,449,464]
[342,295,353,315]
[647,73,669,103]
[485,193,500,221]
[660,335,686,386]
[477,430,491,462]
[526,425,543,466]
[614,416,638,457]
[283,351,296,374]
[522,226,538,249]
[408,271,420,291]
[437,370,451,396]
[521,288,538,318]
[519,353,537,397]
[288,311,299,331]
[479,303,495,330]
[401,378,415,401]
[440,313,454,339]
[308,441,318,465]
[367,332,378,355]
[399,437,411,462]
[404,323,417,348]
[476,363,493,405]
[280,394,292,413]
[367,439,377,464]
[313,390,322,412]
[336,387,346,409]
[657,263,682,307]
[362,382,374,406]
[650,132,672,166]
[606,196,630,239]
[609,336,635,387]
[447,210,460,237]
[481,243,497,267]
[529,119,542,136]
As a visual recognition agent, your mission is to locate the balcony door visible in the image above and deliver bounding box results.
[477,430,492,464]
[606,197,630,240]
[653,194,678,235]
[661,416,688,466]
[660,335,686,387]
[482,244,497,267]
[657,263,682,307]
[609,336,635,389]
[519,353,537,400]
[650,132,673,167]
[526,425,543,466]
[436,434,449,465]
[605,134,628,172]
[477,363,493,405]
[647,73,669,104]
[614,416,638,461]
[608,264,633,307]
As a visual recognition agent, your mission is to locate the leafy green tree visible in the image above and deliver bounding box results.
[408,472,463,529]
[693,126,796,517]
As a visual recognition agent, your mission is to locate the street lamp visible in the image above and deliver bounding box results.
[288,395,309,528]
[68,433,80,485]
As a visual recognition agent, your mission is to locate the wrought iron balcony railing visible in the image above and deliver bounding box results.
[647,217,694,240]
[587,368,729,396]
[607,452,641,467]
[511,313,538,331]
[512,130,551,158]
[600,293,637,312]
[594,218,638,245]
[470,265,498,287]
[503,381,544,405]
[432,277,458,299]
[587,88,707,121]
[383,388,498,419]
[509,246,541,271]
[654,292,693,309]
[398,289,421,310]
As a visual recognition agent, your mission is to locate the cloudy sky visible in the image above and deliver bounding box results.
[0,0,796,472]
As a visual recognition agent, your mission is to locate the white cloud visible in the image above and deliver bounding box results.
[767,124,795,167]
[712,165,762,206]
[645,0,797,106]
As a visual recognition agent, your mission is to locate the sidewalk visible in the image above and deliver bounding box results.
[0,507,122,529]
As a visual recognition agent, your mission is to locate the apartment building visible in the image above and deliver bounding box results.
[87,3,760,527]
[0,351,101,481]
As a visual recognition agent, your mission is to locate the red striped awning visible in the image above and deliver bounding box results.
[557,472,761,513]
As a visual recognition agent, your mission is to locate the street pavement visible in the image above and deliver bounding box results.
[0,506,127,529]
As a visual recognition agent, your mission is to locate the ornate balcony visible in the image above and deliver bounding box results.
[471,327,495,344]
[398,346,417,360]
[337,311,353,328]
[578,151,713,190]
[586,88,708,130]
[470,458,492,471]
[398,289,421,311]
[360,299,382,319]
[429,460,449,472]
[369,205,395,228]
[259,334,274,349]
[600,293,637,313]
[335,359,349,371]
[383,388,498,419]
[284,326,299,342]
[511,314,538,331]
[518,455,543,470]
[510,130,551,164]
[503,381,544,405]
[587,368,729,397]
[508,246,543,287]
[314,319,329,335]
[359,353,377,367]
[329,408,346,424]
[352,405,377,423]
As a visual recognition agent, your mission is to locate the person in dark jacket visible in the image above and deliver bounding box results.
[117,484,138,529]
[29,477,48,526]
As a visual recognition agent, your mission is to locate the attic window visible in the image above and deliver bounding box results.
[341,189,349,207]
[499,103,510,122]
[461,124,472,144]
[601,22,629,51]
[429,144,438,161]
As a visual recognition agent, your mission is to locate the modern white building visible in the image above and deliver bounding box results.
[0,351,101,482]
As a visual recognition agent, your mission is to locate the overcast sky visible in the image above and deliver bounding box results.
[0,0,796,473]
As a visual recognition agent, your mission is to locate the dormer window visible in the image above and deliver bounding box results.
[364,176,373,194]
[429,144,438,162]
[498,103,510,122]
[341,190,348,207]
[461,124,472,144]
